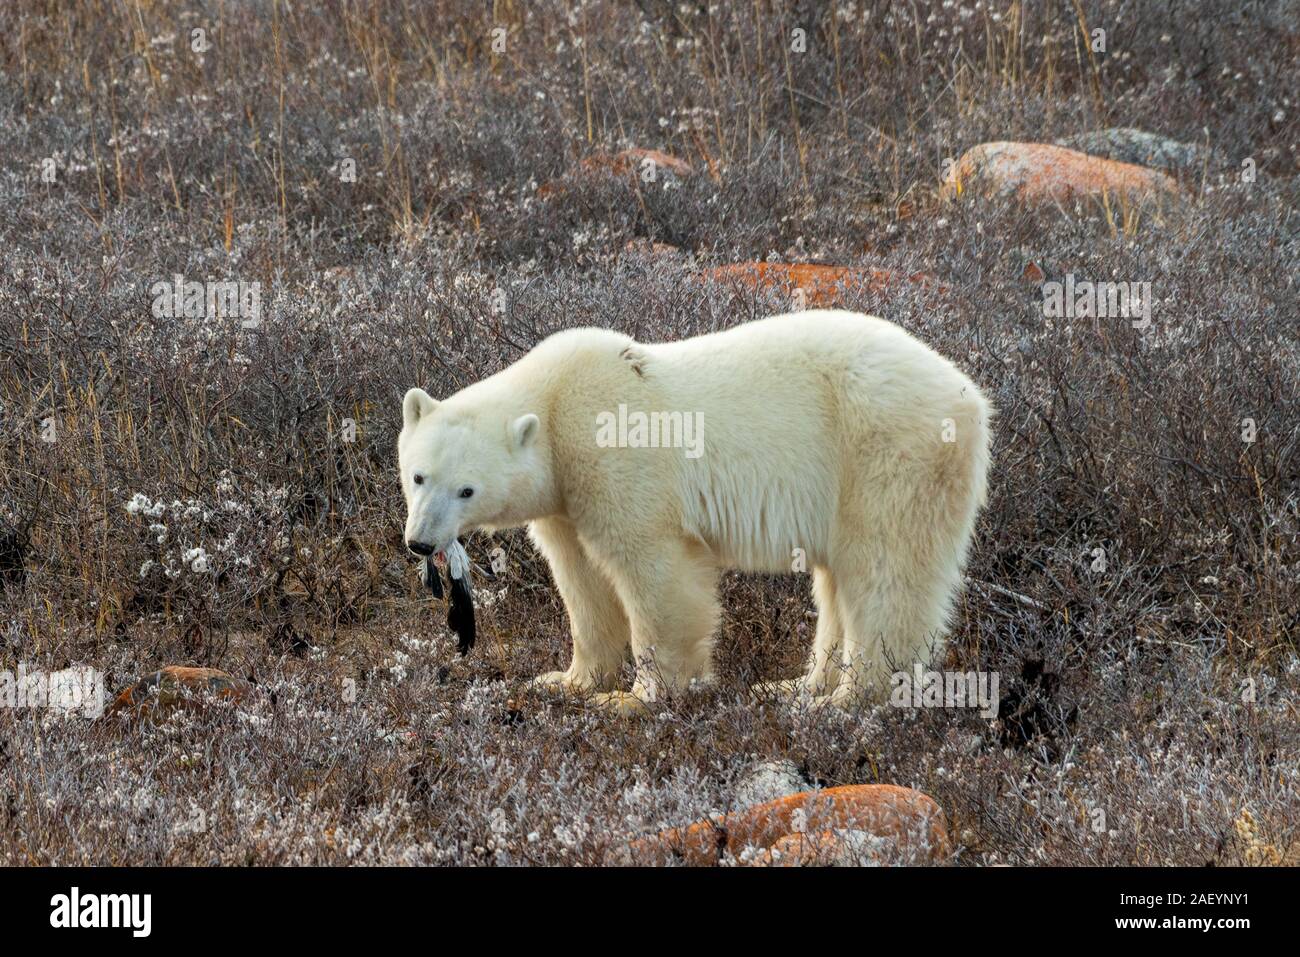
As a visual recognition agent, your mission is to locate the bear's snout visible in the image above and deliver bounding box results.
[406,539,436,556]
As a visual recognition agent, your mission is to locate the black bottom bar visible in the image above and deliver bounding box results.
[2,866,1277,942]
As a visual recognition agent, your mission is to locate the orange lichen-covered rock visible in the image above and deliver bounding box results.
[943,141,1177,205]
[701,262,942,308]
[1020,260,1046,284]
[617,784,951,866]
[105,666,251,719]
[582,148,694,180]
[751,829,895,867]
[538,148,695,198]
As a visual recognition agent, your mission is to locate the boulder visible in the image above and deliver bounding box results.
[105,665,252,719]
[539,148,694,198]
[617,784,951,866]
[701,262,942,308]
[1054,128,1219,174]
[752,828,893,866]
[944,141,1177,205]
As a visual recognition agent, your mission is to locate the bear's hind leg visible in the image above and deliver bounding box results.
[527,517,630,694]
[805,568,848,693]
[822,544,954,710]
[752,566,843,699]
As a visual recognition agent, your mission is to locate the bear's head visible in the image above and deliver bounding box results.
[397,386,546,557]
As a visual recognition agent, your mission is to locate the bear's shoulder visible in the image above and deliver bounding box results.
[536,325,633,350]
[528,326,639,368]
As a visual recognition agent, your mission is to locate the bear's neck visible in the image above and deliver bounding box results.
[501,453,561,528]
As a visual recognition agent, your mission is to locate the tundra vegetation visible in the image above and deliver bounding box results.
[0,0,1296,865]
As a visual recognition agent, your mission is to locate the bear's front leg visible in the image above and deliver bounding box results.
[527,517,631,694]
[592,534,720,704]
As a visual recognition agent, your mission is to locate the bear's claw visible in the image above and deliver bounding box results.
[590,690,650,716]
[529,670,580,693]
[528,674,649,716]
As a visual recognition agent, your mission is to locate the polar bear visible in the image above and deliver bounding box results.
[398,310,992,712]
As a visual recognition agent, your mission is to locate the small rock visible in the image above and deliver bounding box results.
[623,238,682,259]
[105,665,252,720]
[1020,260,1046,284]
[1054,128,1220,174]
[616,784,951,866]
[1007,247,1048,284]
[701,262,943,308]
[588,148,694,180]
[944,141,1178,206]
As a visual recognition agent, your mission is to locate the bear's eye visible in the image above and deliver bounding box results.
[413,474,424,485]
[458,486,474,499]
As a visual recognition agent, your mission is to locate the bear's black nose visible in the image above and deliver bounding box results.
[407,539,435,556]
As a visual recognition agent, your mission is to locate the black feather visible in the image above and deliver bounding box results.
[448,571,475,655]
[421,555,444,599]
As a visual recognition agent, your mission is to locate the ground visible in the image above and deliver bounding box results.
[0,0,1297,865]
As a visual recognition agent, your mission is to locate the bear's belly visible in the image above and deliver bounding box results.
[704,536,813,575]
[684,482,833,575]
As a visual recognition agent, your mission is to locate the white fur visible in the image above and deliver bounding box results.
[398,310,992,711]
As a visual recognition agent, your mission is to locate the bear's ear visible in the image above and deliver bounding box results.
[511,413,540,449]
[402,388,438,430]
